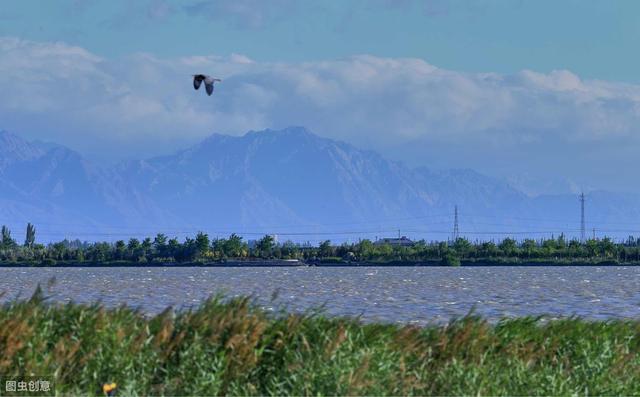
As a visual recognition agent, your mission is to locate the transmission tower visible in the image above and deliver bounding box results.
[453,205,460,241]
[580,192,586,242]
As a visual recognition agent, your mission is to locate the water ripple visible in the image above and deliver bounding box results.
[0,266,639,325]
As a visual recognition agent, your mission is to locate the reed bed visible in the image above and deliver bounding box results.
[1,288,640,396]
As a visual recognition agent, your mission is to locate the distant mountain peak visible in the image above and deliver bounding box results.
[0,129,24,144]
[0,129,46,165]
[198,126,315,146]
[2,127,640,241]
[276,125,313,135]
[249,126,312,136]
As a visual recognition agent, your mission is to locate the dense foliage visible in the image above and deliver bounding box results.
[2,290,640,395]
[1,224,640,265]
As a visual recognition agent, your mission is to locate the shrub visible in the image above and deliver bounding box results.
[442,254,461,267]
[2,290,640,395]
[40,258,56,266]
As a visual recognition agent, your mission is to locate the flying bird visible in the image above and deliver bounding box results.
[193,74,222,96]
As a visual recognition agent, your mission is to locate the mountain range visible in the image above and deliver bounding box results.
[1,126,639,242]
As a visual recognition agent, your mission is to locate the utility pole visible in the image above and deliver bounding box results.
[580,193,586,243]
[453,205,460,241]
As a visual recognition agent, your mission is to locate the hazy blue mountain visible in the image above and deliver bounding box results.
[118,127,435,231]
[0,130,45,169]
[0,127,638,242]
[0,131,168,237]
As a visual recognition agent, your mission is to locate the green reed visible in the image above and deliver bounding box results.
[1,287,639,396]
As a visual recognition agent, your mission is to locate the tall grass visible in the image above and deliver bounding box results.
[1,288,639,395]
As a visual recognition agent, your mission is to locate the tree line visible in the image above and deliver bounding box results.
[1,224,640,265]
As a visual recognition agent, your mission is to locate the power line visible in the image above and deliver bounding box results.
[457,214,639,226]
[3,209,640,234]
[0,212,456,231]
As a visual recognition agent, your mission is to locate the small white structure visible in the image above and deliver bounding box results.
[374,236,414,247]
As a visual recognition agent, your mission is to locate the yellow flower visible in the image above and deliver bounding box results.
[103,382,117,394]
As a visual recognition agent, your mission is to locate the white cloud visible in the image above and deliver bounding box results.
[1,36,640,192]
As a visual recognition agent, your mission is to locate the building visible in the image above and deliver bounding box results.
[374,236,414,247]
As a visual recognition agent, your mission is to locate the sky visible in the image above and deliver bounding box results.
[1,0,640,194]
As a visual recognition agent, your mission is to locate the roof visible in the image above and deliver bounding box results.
[374,236,414,246]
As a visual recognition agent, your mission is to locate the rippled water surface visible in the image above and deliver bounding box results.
[1,266,639,324]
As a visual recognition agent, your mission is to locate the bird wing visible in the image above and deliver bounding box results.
[205,82,214,95]
[193,76,203,90]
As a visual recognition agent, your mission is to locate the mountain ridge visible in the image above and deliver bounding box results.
[0,127,638,242]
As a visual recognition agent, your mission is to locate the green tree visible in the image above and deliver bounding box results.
[167,238,181,259]
[280,240,300,259]
[114,240,126,260]
[224,233,245,257]
[542,238,558,257]
[50,242,67,260]
[153,233,168,257]
[599,237,616,258]
[585,239,598,257]
[499,238,518,257]
[24,223,36,248]
[568,239,583,258]
[194,232,210,258]
[453,237,472,258]
[141,238,153,255]
[127,238,143,261]
[212,238,227,259]
[442,253,461,267]
[256,235,275,258]
[1,226,16,249]
[377,243,393,259]
[318,240,333,258]
[521,239,537,258]
[355,239,375,260]
[127,238,141,252]
[90,242,110,262]
[437,241,449,258]
[556,233,567,250]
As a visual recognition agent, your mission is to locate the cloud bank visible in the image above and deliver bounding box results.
[1,36,639,193]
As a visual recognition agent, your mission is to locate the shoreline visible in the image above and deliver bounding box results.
[0,259,637,267]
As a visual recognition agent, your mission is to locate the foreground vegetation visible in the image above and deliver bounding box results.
[2,289,640,395]
[2,224,640,266]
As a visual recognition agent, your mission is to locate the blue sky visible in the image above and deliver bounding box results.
[2,0,639,82]
[1,1,640,194]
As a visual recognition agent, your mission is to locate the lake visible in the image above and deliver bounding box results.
[1,266,639,324]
